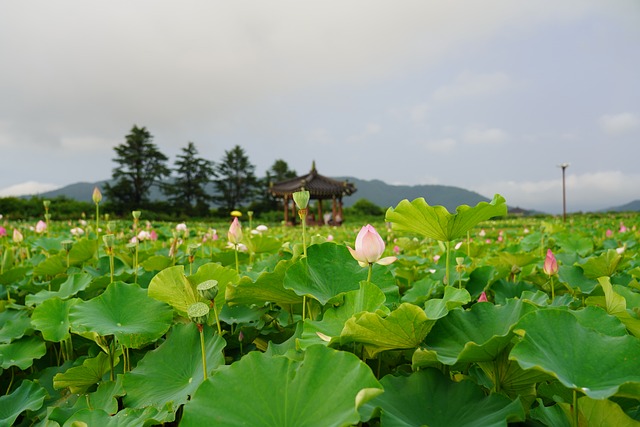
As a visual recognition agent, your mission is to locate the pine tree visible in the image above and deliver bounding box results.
[104,125,170,211]
[213,145,258,213]
[164,142,215,216]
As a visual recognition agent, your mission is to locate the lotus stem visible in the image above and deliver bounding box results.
[445,241,451,286]
[367,263,373,283]
[573,389,578,427]
[234,245,239,274]
[212,301,222,335]
[198,324,207,381]
[550,276,555,301]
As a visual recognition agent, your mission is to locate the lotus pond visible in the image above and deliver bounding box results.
[1,195,640,426]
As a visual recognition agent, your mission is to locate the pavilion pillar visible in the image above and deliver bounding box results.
[283,194,289,225]
[331,196,337,225]
[317,199,323,226]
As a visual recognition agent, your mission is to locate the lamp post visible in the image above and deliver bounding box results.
[558,163,569,222]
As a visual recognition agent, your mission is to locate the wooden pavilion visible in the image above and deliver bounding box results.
[269,162,357,225]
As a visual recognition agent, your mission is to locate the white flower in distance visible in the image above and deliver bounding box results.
[70,227,84,236]
[348,224,396,268]
[137,230,151,241]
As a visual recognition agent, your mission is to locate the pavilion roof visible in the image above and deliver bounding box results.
[269,162,356,199]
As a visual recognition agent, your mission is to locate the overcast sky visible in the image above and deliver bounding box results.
[1,1,638,214]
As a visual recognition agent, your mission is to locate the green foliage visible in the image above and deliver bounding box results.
[213,145,259,213]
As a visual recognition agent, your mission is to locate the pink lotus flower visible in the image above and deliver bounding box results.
[227,217,243,245]
[606,229,613,238]
[478,291,489,303]
[0,226,6,237]
[348,224,396,268]
[543,249,558,276]
[619,223,628,233]
[35,220,47,234]
[149,230,158,241]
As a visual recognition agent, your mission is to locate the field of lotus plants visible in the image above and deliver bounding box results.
[1,193,639,426]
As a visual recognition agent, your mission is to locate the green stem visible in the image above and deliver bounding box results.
[109,252,115,284]
[467,231,471,258]
[302,295,306,320]
[550,275,555,301]
[301,215,308,258]
[367,263,373,282]
[445,241,451,286]
[212,301,222,335]
[95,203,100,239]
[234,246,239,274]
[199,325,207,381]
[573,389,578,427]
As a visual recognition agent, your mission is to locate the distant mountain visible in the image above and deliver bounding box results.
[30,176,531,214]
[603,200,640,213]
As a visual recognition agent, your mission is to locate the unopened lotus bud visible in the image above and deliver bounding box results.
[293,189,310,210]
[61,239,73,252]
[197,280,219,301]
[12,228,23,243]
[92,187,103,204]
[188,302,210,325]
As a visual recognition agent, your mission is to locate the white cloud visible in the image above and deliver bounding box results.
[598,112,639,135]
[432,72,513,102]
[464,128,508,145]
[471,171,640,214]
[305,128,333,146]
[347,123,382,143]
[0,181,60,197]
[424,138,457,153]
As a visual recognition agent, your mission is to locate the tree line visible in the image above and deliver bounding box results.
[104,125,297,217]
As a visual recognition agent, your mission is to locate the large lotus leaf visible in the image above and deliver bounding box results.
[558,265,599,294]
[341,302,432,358]
[586,277,640,338]
[423,286,471,319]
[188,262,239,313]
[148,265,199,316]
[181,344,382,427]
[423,298,536,365]
[53,352,115,394]
[0,309,32,343]
[384,194,507,242]
[0,335,46,369]
[227,259,303,306]
[25,272,92,306]
[0,266,29,286]
[244,233,282,254]
[0,380,47,427]
[510,308,640,399]
[31,297,79,342]
[61,405,176,427]
[554,232,594,257]
[123,323,225,408]
[531,396,640,427]
[299,281,388,349]
[69,281,173,349]
[68,237,99,265]
[579,249,622,279]
[361,369,524,427]
[284,243,370,305]
[141,255,173,272]
[33,254,67,277]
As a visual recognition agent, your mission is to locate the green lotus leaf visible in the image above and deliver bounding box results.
[558,265,598,294]
[300,281,388,349]
[531,395,640,427]
[226,259,303,306]
[510,308,640,399]
[141,255,173,272]
[554,232,594,257]
[53,352,116,394]
[31,297,79,342]
[0,380,47,427]
[62,405,176,427]
[385,194,507,242]
[284,243,370,305]
[361,369,524,426]
[341,302,432,358]
[181,344,382,427]
[586,277,640,338]
[423,286,471,319]
[123,323,226,409]
[0,309,32,343]
[33,254,67,277]
[69,281,173,349]
[68,237,99,265]
[0,335,46,369]
[579,249,622,279]
[243,233,281,254]
[424,298,536,365]
[26,272,92,306]
[148,264,207,316]
[0,266,29,286]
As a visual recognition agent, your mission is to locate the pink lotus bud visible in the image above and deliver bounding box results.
[606,229,613,238]
[149,230,158,241]
[348,224,396,268]
[393,245,400,254]
[619,223,628,233]
[479,229,486,237]
[478,291,489,303]
[35,220,47,234]
[13,228,23,243]
[0,226,6,237]
[92,186,102,204]
[543,249,558,276]
[228,217,243,245]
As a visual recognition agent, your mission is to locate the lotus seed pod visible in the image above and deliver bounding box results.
[188,302,210,325]
[197,280,219,300]
[102,234,115,249]
[132,210,141,219]
[43,200,51,209]
[188,243,200,257]
[61,239,74,252]
[292,189,310,210]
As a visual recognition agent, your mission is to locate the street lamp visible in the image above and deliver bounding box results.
[557,163,569,222]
